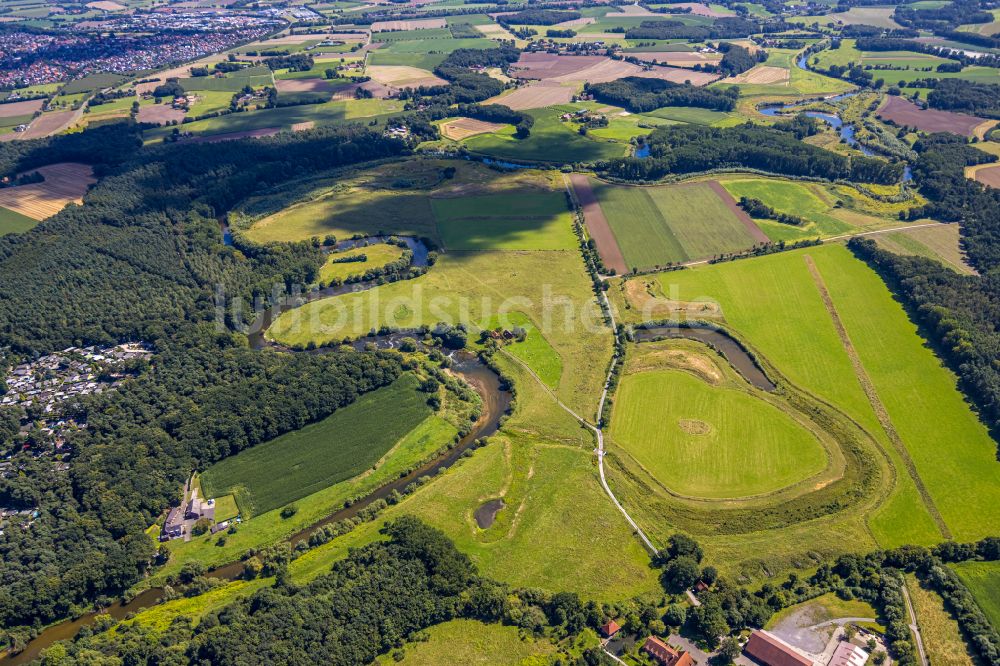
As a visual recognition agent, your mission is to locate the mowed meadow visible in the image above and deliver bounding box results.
[611,244,1000,549]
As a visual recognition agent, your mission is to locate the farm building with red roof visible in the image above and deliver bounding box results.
[744,630,816,666]
[642,636,694,666]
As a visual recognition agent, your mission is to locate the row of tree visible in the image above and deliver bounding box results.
[600,122,903,184]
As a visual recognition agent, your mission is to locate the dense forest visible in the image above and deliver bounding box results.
[0,121,421,636]
[625,17,788,40]
[601,122,904,184]
[927,79,1000,118]
[586,77,739,113]
[498,9,580,25]
[850,133,1000,454]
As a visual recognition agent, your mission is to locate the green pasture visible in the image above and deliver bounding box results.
[720,177,853,239]
[636,246,943,547]
[201,374,431,517]
[464,107,628,163]
[179,72,274,93]
[318,243,406,283]
[60,73,127,95]
[211,494,239,521]
[0,113,34,129]
[372,37,495,53]
[639,105,738,126]
[591,179,759,268]
[610,368,827,498]
[367,51,447,70]
[952,561,1000,630]
[431,192,577,250]
[372,27,453,41]
[0,207,37,236]
[812,246,1000,541]
[269,250,612,421]
[247,188,436,244]
[144,98,402,143]
[377,619,558,665]
[766,593,882,631]
[482,311,563,389]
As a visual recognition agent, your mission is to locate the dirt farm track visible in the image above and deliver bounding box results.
[570,173,628,274]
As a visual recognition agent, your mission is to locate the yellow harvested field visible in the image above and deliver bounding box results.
[552,16,596,27]
[440,117,506,140]
[10,110,75,140]
[722,65,790,85]
[0,163,96,220]
[633,67,720,86]
[549,58,640,84]
[274,78,338,93]
[485,83,574,110]
[475,23,518,39]
[266,32,368,44]
[632,51,723,66]
[371,18,445,31]
[366,65,447,88]
[291,121,315,132]
[615,3,656,15]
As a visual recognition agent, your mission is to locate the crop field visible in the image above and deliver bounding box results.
[0,98,43,117]
[587,179,763,269]
[318,243,406,283]
[718,176,917,242]
[827,6,901,27]
[816,40,1000,86]
[463,107,628,163]
[0,162,96,220]
[484,82,575,110]
[376,619,558,665]
[439,117,506,140]
[431,191,577,250]
[609,365,827,498]
[878,95,987,136]
[906,576,979,666]
[179,71,274,93]
[952,561,1000,630]
[60,72,126,94]
[201,374,431,517]
[614,244,999,547]
[369,37,495,53]
[367,50,447,70]
[366,65,447,88]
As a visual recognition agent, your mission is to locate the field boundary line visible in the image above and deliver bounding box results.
[803,254,952,540]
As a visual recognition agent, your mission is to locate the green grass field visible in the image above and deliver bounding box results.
[766,592,881,631]
[61,72,127,94]
[431,192,577,250]
[377,619,558,665]
[463,107,627,163]
[628,244,999,544]
[812,247,1000,541]
[144,98,402,142]
[318,243,406,283]
[483,311,563,388]
[372,27,454,41]
[211,494,239,521]
[640,106,738,125]
[0,206,38,236]
[367,51,447,70]
[610,368,827,498]
[372,37,495,54]
[952,561,1000,630]
[591,179,758,268]
[815,40,1000,86]
[906,575,979,666]
[179,72,274,93]
[201,375,431,517]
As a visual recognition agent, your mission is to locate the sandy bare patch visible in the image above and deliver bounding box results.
[0,163,96,220]
[0,98,44,118]
[623,278,723,319]
[366,65,446,88]
[136,103,185,125]
[721,65,789,85]
[371,17,445,31]
[440,117,506,140]
[274,78,338,93]
[291,121,315,132]
[629,347,725,384]
[86,0,126,9]
[485,82,574,110]
[679,418,713,435]
[878,95,985,137]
